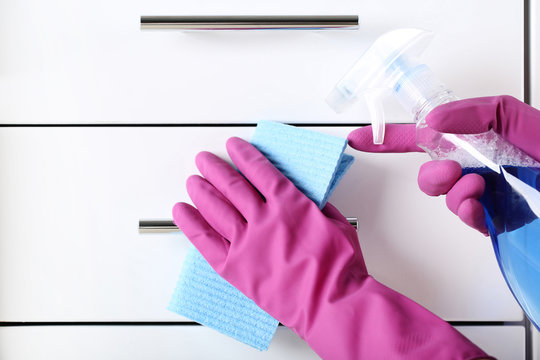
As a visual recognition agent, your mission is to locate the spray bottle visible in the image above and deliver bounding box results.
[327,28,540,330]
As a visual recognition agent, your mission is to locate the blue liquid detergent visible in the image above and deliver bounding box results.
[463,166,540,329]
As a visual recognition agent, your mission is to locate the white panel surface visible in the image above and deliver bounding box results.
[0,0,522,123]
[0,127,521,321]
[0,326,319,360]
[0,325,524,360]
[456,326,525,360]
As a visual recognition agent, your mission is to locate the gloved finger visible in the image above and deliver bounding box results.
[226,137,298,200]
[426,96,540,160]
[417,160,463,196]
[172,202,229,270]
[456,198,489,236]
[347,124,423,153]
[186,175,246,241]
[446,174,485,215]
[195,151,264,221]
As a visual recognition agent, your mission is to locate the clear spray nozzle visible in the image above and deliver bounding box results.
[326,28,435,144]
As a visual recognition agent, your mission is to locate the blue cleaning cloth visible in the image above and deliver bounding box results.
[251,121,354,209]
[169,245,279,350]
[169,121,354,350]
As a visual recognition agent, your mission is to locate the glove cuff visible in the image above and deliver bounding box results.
[299,276,493,360]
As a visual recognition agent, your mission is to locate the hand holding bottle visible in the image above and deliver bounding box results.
[348,95,540,235]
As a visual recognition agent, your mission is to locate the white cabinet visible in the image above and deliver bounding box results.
[0,0,530,358]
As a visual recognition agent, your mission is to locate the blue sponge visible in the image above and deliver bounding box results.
[169,121,354,350]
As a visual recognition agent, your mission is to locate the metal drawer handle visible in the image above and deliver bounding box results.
[139,217,358,233]
[140,15,359,30]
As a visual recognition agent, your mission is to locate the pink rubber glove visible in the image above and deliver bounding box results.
[348,95,540,235]
[173,137,490,359]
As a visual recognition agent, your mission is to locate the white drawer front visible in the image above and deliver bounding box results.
[0,1,522,123]
[456,326,526,360]
[0,325,525,360]
[0,127,521,322]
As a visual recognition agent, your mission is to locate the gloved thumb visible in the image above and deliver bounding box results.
[426,95,540,138]
[425,96,515,134]
[425,95,540,161]
[348,124,423,153]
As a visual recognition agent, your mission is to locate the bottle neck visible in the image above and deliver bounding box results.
[414,90,458,125]
[392,64,457,124]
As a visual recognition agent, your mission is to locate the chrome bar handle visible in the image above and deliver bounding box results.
[140,15,359,30]
[139,217,358,233]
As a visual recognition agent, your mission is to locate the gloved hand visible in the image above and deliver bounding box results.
[348,95,540,235]
[173,137,490,359]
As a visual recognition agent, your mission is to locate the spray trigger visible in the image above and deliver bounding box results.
[363,89,387,144]
[326,28,434,145]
